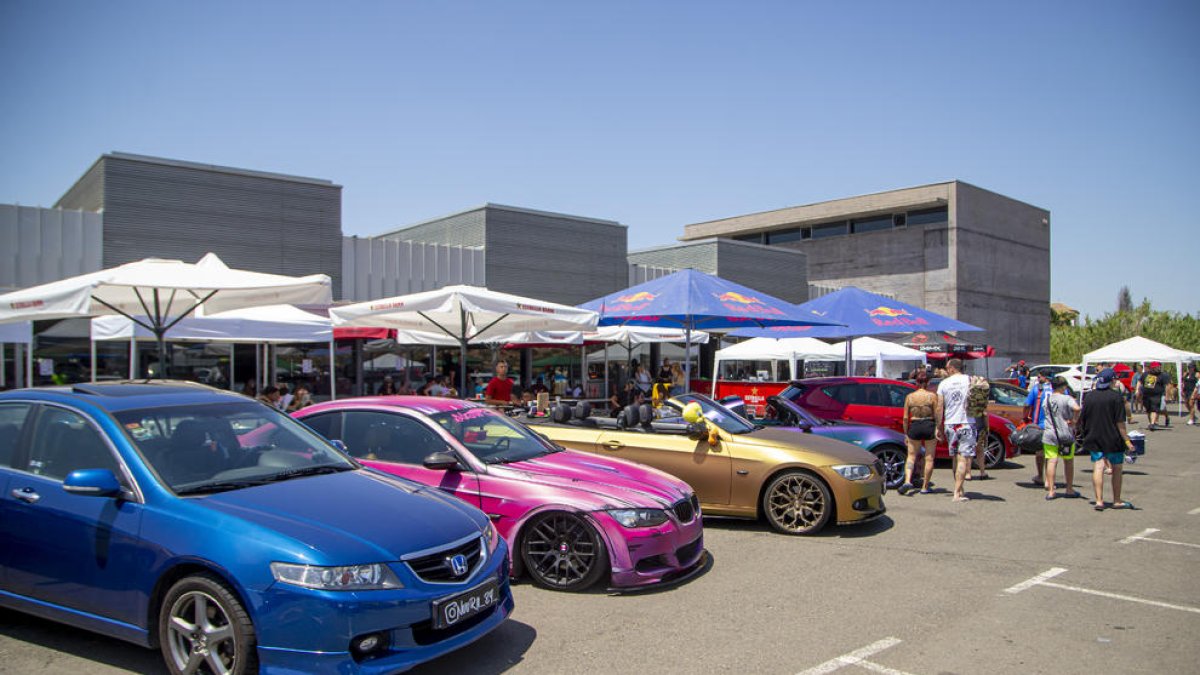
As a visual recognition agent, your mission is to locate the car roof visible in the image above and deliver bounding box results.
[787,376,909,387]
[301,395,479,416]
[0,380,251,413]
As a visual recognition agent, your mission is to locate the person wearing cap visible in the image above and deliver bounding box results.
[1141,362,1168,429]
[1042,376,1081,500]
[1022,370,1054,486]
[1078,368,1135,510]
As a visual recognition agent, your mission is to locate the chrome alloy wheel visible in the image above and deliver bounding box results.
[166,590,238,675]
[765,472,830,534]
[875,445,906,489]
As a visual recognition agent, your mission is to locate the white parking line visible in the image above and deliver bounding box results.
[1119,528,1160,544]
[797,637,915,675]
[1119,527,1200,549]
[1004,567,1067,594]
[1005,567,1200,614]
[1188,507,1200,515]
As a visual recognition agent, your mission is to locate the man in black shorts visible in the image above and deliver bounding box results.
[1079,368,1134,510]
[1140,362,1167,429]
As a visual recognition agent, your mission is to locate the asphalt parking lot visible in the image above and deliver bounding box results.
[3,420,1198,674]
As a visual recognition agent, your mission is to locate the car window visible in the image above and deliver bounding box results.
[300,411,342,442]
[821,385,861,405]
[343,411,447,465]
[882,385,913,407]
[431,407,556,464]
[0,402,32,468]
[991,385,1027,406]
[27,406,121,481]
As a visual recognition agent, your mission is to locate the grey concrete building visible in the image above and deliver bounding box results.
[627,238,809,304]
[376,204,629,306]
[55,152,344,291]
[681,181,1051,363]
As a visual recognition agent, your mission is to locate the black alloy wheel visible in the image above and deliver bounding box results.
[160,573,257,675]
[761,470,833,535]
[873,445,907,489]
[520,512,609,591]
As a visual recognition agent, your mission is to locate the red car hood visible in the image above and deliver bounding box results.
[490,450,693,510]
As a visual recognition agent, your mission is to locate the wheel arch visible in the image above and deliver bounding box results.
[754,465,837,521]
[145,560,252,649]
[508,505,613,583]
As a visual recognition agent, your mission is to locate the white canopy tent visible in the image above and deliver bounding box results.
[90,304,337,397]
[828,337,928,379]
[330,285,599,397]
[1081,336,1200,415]
[713,337,843,391]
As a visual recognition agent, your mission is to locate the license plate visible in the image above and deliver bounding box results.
[432,579,500,630]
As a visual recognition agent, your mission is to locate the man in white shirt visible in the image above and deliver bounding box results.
[936,359,975,502]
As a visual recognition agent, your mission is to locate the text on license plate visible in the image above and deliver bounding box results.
[433,579,499,629]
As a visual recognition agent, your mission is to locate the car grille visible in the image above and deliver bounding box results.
[676,536,703,564]
[405,537,485,583]
[672,495,700,523]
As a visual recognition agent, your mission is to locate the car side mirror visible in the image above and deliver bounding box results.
[62,469,123,498]
[329,439,349,454]
[423,451,461,471]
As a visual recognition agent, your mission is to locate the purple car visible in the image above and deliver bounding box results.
[295,396,706,592]
[753,395,910,489]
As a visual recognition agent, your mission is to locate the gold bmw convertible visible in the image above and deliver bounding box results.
[526,393,886,535]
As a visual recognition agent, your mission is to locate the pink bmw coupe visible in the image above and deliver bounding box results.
[294,397,705,592]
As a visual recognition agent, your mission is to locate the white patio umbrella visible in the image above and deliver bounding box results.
[0,253,332,376]
[329,285,599,397]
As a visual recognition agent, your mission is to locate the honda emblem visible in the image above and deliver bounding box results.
[448,554,468,577]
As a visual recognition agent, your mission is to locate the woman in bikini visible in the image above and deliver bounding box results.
[900,370,938,495]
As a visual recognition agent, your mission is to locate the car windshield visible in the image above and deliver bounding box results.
[668,393,757,434]
[991,384,1027,406]
[772,397,828,426]
[430,407,558,465]
[114,401,356,495]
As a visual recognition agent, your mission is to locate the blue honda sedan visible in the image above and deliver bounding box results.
[0,382,513,674]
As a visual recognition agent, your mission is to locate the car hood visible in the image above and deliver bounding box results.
[810,422,906,447]
[490,450,692,509]
[731,427,880,465]
[195,470,487,563]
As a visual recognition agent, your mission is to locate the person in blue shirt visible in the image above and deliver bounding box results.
[1022,371,1053,486]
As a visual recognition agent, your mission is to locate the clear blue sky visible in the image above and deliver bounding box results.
[1,1,1195,318]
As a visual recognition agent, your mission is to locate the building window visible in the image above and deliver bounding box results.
[766,228,808,244]
[892,213,906,228]
[850,216,892,234]
[907,206,948,226]
[734,233,765,244]
[810,221,848,239]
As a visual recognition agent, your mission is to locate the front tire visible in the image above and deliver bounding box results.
[873,445,906,489]
[520,512,609,591]
[761,471,833,535]
[159,573,257,675]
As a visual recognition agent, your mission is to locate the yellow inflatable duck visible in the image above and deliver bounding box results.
[681,401,720,445]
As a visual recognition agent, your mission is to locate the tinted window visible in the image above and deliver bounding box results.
[908,206,948,226]
[821,385,859,404]
[300,412,342,441]
[883,385,914,407]
[344,411,447,465]
[0,403,31,468]
[27,407,120,481]
[767,228,808,244]
[431,407,557,464]
[991,385,1027,406]
[851,216,892,234]
[811,222,848,239]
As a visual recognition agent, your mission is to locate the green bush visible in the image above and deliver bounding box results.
[1050,301,1200,363]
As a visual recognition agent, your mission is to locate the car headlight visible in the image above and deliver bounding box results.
[483,521,501,553]
[1005,421,1017,434]
[607,508,670,528]
[832,464,873,481]
[270,562,403,590]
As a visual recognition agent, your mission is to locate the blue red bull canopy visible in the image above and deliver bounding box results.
[578,269,843,331]
[729,286,982,339]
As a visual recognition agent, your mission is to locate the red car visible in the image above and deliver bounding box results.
[777,377,1018,469]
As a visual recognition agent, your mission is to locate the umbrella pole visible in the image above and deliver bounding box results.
[329,337,337,401]
[460,338,469,399]
[155,331,168,380]
[90,337,97,383]
[683,325,692,393]
[603,343,609,400]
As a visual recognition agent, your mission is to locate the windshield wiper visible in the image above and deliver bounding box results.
[176,480,268,496]
[268,464,354,481]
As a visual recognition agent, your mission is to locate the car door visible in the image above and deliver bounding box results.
[830,383,897,429]
[878,384,916,433]
[1,404,146,626]
[593,428,732,505]
[319,409,484,509]
[0,401,35,590]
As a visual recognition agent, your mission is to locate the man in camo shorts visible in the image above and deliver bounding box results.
[936,359,976,503]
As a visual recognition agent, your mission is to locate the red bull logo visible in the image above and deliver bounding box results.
[717,291,763,305]
[616,291,657,303]
[865,306,911,318]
